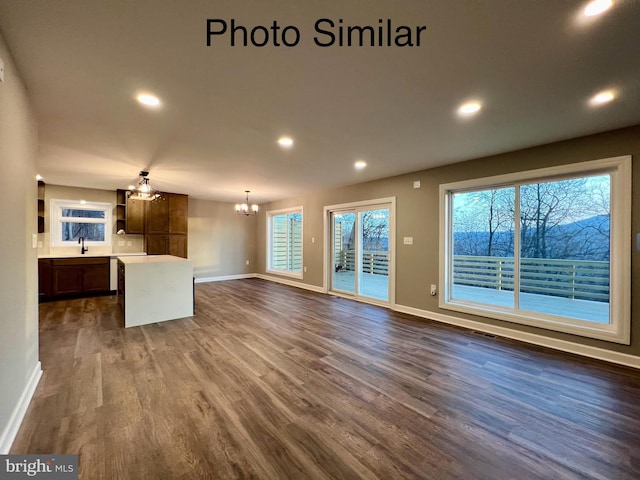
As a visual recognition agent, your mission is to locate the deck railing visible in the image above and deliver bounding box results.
[335,250,389,275]
[453,255,610,302]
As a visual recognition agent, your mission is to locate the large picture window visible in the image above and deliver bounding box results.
[439,156,631,344]
[51,199,112,247]
[267,207,303,278]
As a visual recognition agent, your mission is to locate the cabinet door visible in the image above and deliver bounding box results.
[169,234,188,258]
[169,194,188,234]
[146,197,169,234]
[83,261,110,292]
[38,259,52,298]
[126,197,146,234]
[146,234,169,255]
[52,265,83,295]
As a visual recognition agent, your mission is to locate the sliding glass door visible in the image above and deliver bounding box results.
[358,208,389,301]
[330,205,391,303]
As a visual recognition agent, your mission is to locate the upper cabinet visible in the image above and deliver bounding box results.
[169,194,188,234]
[116,189,145,235]
[114,189,188,258]
[116,189,127,233]
[126,197,146,234]
[145,194,188,258]
[145,193,188,235]
[146,196,169,234]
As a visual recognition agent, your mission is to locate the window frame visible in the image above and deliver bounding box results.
[266,206,304,279]
[50,199,113,248]
[439,156,631,344]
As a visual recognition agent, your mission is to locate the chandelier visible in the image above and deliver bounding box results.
[235,190,259,216]
[128,171,161,201]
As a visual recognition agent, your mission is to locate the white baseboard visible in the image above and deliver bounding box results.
[194,273,256,284]
[395,304,640,370]
[0,361,42,454]
[256,274,325,294]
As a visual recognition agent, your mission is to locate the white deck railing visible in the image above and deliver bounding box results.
[335,250,389,275]
[453,255,609,302]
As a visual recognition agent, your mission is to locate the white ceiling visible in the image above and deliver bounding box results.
[1,0,639,203]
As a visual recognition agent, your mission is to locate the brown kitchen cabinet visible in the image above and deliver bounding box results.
[126,196,146,234]
[144,193,188,258]
[114,188,188,256]
[169,234,188,257]
[169,194,188,234]
[146,234,187,258]
[39,257,110,300]
[145,195,169,234]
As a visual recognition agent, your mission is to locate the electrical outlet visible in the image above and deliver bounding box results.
[0,56,4,83]
[311,237,315,244]
[430,284,437,296]
[304,266,307,272]
[37,241,43,248]
[127,241,132,246]
[118,240,125,247]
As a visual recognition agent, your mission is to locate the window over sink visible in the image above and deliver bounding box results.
[51,199,112,247]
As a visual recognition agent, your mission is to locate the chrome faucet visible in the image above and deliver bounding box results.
[78,236,88,254]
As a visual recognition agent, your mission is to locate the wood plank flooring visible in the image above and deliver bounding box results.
[11,278,640,479]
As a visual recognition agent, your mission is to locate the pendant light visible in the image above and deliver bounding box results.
[235,190,259,216]
[128,171,161,201]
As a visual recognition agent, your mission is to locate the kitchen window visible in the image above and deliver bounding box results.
[439,156,631,344]
[267,207,303,278]
[51,199,113,247]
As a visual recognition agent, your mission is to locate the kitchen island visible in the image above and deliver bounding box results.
[118,254,193,328]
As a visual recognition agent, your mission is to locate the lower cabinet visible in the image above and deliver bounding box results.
[39,257,110,300]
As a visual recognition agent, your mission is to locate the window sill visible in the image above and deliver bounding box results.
[266,269,303,280]
[439,299,629,345]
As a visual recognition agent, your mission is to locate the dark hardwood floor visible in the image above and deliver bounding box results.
[12,278,640,479]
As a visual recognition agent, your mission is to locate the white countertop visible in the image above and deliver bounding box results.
[118,254,189,264]
[39,252,147,259]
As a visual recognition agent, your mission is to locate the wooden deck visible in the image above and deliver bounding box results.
[452,284,609,323]
[12,279,640,479]
[331,270,389,301]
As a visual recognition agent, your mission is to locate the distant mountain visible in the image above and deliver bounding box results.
[454,214,609,261]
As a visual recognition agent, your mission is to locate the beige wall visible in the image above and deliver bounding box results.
[0,31,40,451]
[257,125,640,357]
[39,184,145,256]
[189,198,257,279]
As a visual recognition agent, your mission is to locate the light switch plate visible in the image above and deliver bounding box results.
[32,233,37,248]
[0,56,4,83]
[403,236,413,245]
[413,180,420,189]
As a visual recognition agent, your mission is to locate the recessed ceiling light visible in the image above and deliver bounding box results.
[458,101,482,116]
[583,0,613,17]
[354,160,367,170]
[278,136,294,148]
[590,89,616,105]
[35,174,43,181]
[136,93,161,108]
